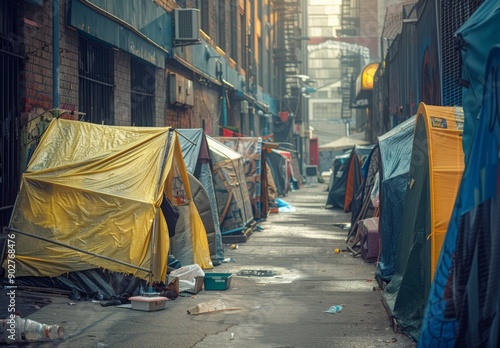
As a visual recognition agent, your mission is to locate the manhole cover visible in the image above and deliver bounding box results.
[237,269,277,277]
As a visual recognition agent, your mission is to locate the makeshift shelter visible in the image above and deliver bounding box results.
[325,151,351,209]
[266,149,289,197]
[215,137,273,220]
[178,129,224,264]
[342,145,374,213]
[376,116,416,283]
[275,149,300,190]
[455,0,500,160]
[319,136,369,151]
[346,145,380,248]
[419,46,500,348]
[6,119,212,297]
[382,103,464,341]
[206,137,254,237]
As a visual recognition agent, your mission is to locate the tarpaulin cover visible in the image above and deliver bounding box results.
[347,145,380,245]
[266,149,288,197]
[215,137,268,220]
[382,104,464,340]
[344,145,374,213]
[325,151,351,209]
[455,0,500,160]
[178,129,224,263]
[419,46,500,348]
[206,137,253,234]
[8,119,212,284]
[376,116,416,282]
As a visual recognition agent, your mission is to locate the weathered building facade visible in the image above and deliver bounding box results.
[1,0,307,226]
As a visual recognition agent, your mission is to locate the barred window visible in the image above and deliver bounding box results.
[131,59,155,127]
[78,37,114,125]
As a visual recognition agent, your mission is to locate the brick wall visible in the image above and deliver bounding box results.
[58,1,79,113]
[155,69,167,127]
[114,51,131,126]
[22,1,55,115]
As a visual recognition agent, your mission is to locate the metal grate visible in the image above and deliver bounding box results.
[78,37,114,125]
[0,0,21,225]
[131,59,155,127]
[440,0,485,106]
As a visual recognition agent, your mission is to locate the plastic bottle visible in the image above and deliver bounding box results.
[0,316,64,344]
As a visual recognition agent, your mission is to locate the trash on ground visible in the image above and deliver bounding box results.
[276,198,296,212]
[221,257,234,263]
[169,264,205,293]
[0,315,64,343]
[324,305,343,314]
[187,298,241,315]
[237,269,277,277]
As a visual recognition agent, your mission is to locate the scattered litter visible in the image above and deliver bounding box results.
[187,298,241,315]
[332,223,351,230]
[34,305,40,310]
[230,333,235,340]
[67,302,76,306]
[221,257,234,263]
[97,343,109,347]
[237,269,277,277]
[255,225,264,231]
[114,304,132,309]
[386,338,397,343]
[0,316,64,343]
[276,198,296,212]
[324,305,343,314]
[231,244,239,249]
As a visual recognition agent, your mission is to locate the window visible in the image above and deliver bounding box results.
[218,1,226,51]
[230,2,238,61]
[197,0,209,34]
[131,59,155,126]
[78,37,114,124]
[241,14,247,69]
[0,0,21,225]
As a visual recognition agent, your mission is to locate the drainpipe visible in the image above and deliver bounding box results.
[222,86,227,127]
[53,0,60,108]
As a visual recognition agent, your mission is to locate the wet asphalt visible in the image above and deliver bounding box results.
[18,182,416,348]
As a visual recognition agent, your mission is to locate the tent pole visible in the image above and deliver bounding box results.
[6,227,151,273]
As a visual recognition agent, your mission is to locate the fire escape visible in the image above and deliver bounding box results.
[339,0,361,122]
[273,0,302,121]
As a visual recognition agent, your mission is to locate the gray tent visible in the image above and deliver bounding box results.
[178,129,224,263]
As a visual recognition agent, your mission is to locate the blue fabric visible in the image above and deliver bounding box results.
[456,0,500,161]
[375,117,416,282]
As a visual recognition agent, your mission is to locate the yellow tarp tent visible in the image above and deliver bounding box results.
[9,119,212,283]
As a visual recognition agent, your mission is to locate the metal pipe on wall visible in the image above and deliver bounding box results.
[53,0,60,108]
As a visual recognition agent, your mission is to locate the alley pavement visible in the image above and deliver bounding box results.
[9,182,416,348]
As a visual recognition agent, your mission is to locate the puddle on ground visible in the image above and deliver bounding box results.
[230,267,302,284]
[237,269,277,277]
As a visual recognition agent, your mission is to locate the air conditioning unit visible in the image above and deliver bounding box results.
[169,73,194,107]
[174,8,200,41]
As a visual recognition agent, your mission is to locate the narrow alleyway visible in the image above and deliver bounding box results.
[23,183,416,348]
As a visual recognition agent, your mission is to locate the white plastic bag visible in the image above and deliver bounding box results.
[169,264,205,292]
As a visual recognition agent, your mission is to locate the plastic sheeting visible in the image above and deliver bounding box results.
[456,0,500,160]
[215,137,269,220]
[8,119,212,285]
[419,46,500,348]
[178,129,224,263]
[382,104,464,340]
[266,149,288,197]
[325,151,351,209]
[206,137,253,234]
[376,116,416,282]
